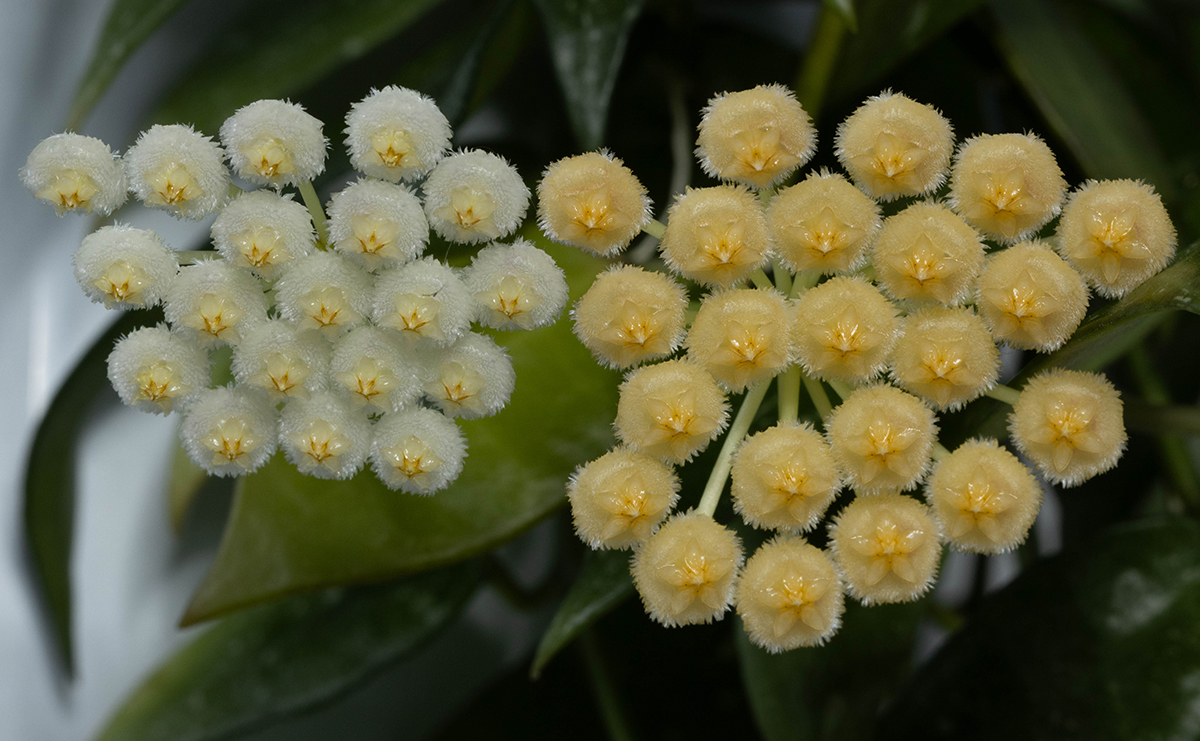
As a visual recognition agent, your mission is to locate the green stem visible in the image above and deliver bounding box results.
[932,441,951,461]
[698,381,771,517]
[1128,345,1200,511]
[778,366,801,424]
[791,270,819,298]
[298,179,329,246]
[794,4,847,120]
[827,378,853,401]
[642,219,667,239]
[580,630,636,741]
[773,258,793,295]
[750,268,774,290]
[801,372,833,420]
[176,250,221,265]
[985,384,1022,406]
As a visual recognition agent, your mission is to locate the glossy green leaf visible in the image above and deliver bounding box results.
[97,561,479,741]
[532,0,647,149]
[882,517,1200,739]
[823,0,858,33]
[24,308,160,675]
[531,548,633,679]
[182,245,617,624]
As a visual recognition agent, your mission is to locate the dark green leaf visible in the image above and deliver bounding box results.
[531,548,633,679]
[1125,401,1200,438]
[97,562,479,741]
[823,0,858,33]
[532,0,647,149]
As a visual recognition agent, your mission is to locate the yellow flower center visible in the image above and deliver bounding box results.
[434,187,499,239]
[597,300,672,362]
[249,353,310,399]
[94,260,149,305]
[134,361,189,411]
[383,435,443,487]
[599,472,667,542]
[233,227,285,269]
[945,469,1017,541]
[426,361,487,415]
[300,287,360,333]
[334,357,398,410]
[792,206,864,268]
[726,127,799,184]
[476,275,541,329]
[183,293,242,341]
[565,187,632,242]
[202,417,261,467]
[36,169,98,213]
[383,293,444,341]
[242,138,294,179]
[849,517,926,585]
[850,131,928,194]
[885,234,959,301]
[983,272,1060,345]
[293,419,351,470]
[146,162,202,207]
[965,168,1038,238]
[760,573,830,636]
[370,128,419,169]
[659,537,734,615]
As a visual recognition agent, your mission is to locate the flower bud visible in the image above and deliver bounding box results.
[768,169,881,275]
[567,448,679,550]
[21,133,127,215]
[695,84,815,190]
[949,132,1066,243]
[422,332,515,419]
[373,256,474,347]
[537,150,652,256]
[327,178,428,270]
[274,252,373,339]
[106,325,209,414]
[793,276,899,382]
[872,202,985,306]
[73,224,178,309]
[829,493,940,604]
[371,407,467,494]
[231,319,331,401]
[686,288,793,391]
[615,359,730,463]
[736,537,844,651]
[280,391,373,480]
[631,511,744,626]
[926,438,1041,553]
[572,265,688,369]
[221,99,327,187]
[462,238,568,331]
[211,190,316,278]
[344,85,451,182]
[164,261,268,347]
[660,185,772,288]
[835,91,954,200]
[827,385,938,495]
[890,307,999,410]
[330,326,423,413]
[732,423,840,532]
[976,241,1088,352]
[179,386,278,476]
[423,149,529,243]
[124,124,230,219]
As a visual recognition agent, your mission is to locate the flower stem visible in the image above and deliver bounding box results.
[985,384,1022,406]
[932,441,951,461]
[176,250,220,265]
[827,378,853,401]
[698,380,770,517]
[778,366,801,424]
[773,258,793,295]
[794,3,847,120]
[802,371,833,420]
[642,219,667,239]
[750,268,774,290]
[298,179,329,246]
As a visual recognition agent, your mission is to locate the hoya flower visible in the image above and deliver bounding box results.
[827,384,938,495]
[1056,179,1177,298]
[423,149,530,243]
[20,132,126,215]
[537,150,652,256]
[926,438,1042,554]
[331,326,424,413]
[793,276,899,382]
[659,185,772,288]
[948,132,1067,243]
[1009,369,1126,487]
[631,511,744,627]
[890,307,999,411]
[829,493,940,604]
[164,260,268,347]
[279,391,373,480]
[179,385,278,476]
[731,423,840,532]
[373,257,474,347]
[872,202,985,306]
[327,178,428,270]
[422,332,515,419]
[221,99,327,187]
[695,84,816,190]
[211,190,315,278]
[231,319,331,401]
[73,224,178,309]
[614,359,730,463]
[124,124,230,219]
[371,407,467,494]
[686,288,793,391]
[274,252,373,339]
[568,448,680,550]
[106,325,209,414]
[767,169,881,275]
[344,85,451,182]
[976,241,1089,352]
[736,537,844,651]
[572,265,688,369]
[462,239,568,331]
[835,91,954,200]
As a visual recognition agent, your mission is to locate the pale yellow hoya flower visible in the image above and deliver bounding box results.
[631,511,744,627]
[106,325,209,415]
[926,438,1042,554]
[660,185,772,288]
[949,132,1067,243]
[1009,369,1126,487]
[793,276,899,382]
[976,241,1089,352]
[1056,179,1177,298]
[731,423,840,532]
[696,84,816,190]
[568,448,680,550]
[371,408,467,494]
[890,307,999,411]
[179,386,278,476]
[280,392,373,480]
[872,202,985,306]
[830,493,940,604]
[615,359,730,463]
[232,320,331,401]
[220,99,327,188]
[21,133,127,216]
[686,288,793,391]
[537,151,652,256]
[124,124,231,219]
[835,91,954,201]
[768,169,881,274]
[334,357,400,412]
[572,265,688,369]
[164,262,268,348]
[827,384,938,495]
[736,536,844,651]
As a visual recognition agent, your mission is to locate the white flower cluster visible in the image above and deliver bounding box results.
[27,88,568,493]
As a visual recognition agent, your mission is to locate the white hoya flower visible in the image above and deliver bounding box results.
[423,332,515,419]
[372,257,474,347]
[21,132,127,215]
[371,407,467,494]
[330,325,424,412]
[274,251,373,339]
[106,325,210,414]
[327,178,428,270]
[164,260,269,347]
[344,86,452,183]
[211,190,315,278]
[463,238,568,331]
[221,99,327,187]
[124,124,230,220]
[180,385,278,476]
[231,319,331,401]
[423,149,530,244]
[280,391,373,480]
[73,224,178,308]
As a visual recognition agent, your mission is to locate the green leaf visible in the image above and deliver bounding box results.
[530,547,633,679]
[168,437,208,535]
[1125,402,1200,438]
[823,0,858,33]
[97,561,479,741]
[531,0,647,149]
[24,308,160,675]
[882,517,1200,739]
[182,245,617,624]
